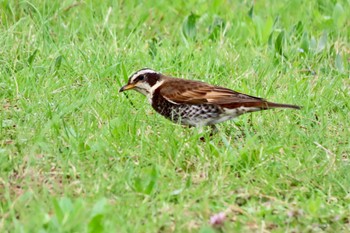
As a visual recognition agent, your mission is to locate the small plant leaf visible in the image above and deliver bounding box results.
[316,31,327,53]
[91,198,107,217]
[300,32,309,53]
[253,15,263,44]
[145,166,158,195]
[333,3,345,28]
[310,36,317,51]
[52,198,64,224]
[275,31,285,55]
[209,16,226,40]
[59,197,74,213]
[133,177,143,193]
[248,4,254,19]
[273,15,280,27]
[88,214,104,233]
[27,49,38,65]
[54,55,62,71]
[182,13,199,40]
[294,21,303,38]
[335,53,344,73]
[262,17,273,43]
[268,32,274,48]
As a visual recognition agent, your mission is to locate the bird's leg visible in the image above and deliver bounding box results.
[184,125,205,142]
[199,125,218,142]
[209,124,218,137]
[197,126,207,142]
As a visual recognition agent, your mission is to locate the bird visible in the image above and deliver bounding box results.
[119,68,300,127]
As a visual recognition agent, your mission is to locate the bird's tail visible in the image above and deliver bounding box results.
[265,102,301,110]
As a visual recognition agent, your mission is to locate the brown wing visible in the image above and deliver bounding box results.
[159,78,269,108]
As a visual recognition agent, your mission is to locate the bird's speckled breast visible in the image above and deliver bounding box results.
[151,90,222,126]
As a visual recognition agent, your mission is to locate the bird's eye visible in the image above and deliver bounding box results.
[138,75,144,81]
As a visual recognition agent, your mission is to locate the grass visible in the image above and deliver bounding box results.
[1,0,349,232]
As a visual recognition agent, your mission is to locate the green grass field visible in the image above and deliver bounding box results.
[1,0,349,232]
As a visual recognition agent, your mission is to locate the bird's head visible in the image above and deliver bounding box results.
[119,68,163,97]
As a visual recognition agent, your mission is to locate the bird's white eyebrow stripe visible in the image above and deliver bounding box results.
[130,69,158,82]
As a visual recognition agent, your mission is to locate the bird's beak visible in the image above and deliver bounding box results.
[119,83,136,92]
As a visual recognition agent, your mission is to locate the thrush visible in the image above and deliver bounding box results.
[119,68,300,127]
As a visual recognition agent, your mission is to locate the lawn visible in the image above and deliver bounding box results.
[1,0,349,232]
